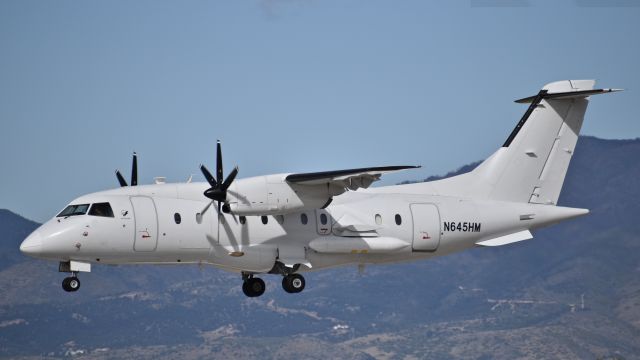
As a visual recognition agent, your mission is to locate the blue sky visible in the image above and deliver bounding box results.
[1,0,638,222]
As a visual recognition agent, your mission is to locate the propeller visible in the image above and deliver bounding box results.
[115,152,138,187]
[200,141,238,215]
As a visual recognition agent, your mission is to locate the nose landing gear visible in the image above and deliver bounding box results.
[62,275,81,292]
[58,261,90,293]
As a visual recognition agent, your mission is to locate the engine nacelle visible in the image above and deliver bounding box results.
[226,174,344,216]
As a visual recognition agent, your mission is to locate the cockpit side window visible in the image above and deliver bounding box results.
[88,202,114,218]
[57,204,90,217]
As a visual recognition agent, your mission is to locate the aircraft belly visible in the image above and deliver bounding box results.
[309,236,410,254]
[208,244,278,273]
[303,250,437,270]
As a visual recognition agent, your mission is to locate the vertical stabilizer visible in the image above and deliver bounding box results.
[468,80,619,204]
[381,80,620,204]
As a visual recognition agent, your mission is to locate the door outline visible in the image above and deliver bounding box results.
[130,196,159,251]
[410,203,441,252]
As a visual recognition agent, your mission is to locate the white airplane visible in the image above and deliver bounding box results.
[20,80,620,297]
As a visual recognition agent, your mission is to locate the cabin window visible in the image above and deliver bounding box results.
[174,213,181,224]
[320,213,328,225]
[261,216,268,225]
[300,213,308,225]
[88,203,114,218]
[240,216,246,225]
[375,214,382,225]
[57,204,90,217]
[395,214,402,226]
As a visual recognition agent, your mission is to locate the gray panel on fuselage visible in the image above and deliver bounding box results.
[130,196,159,251]
[410,203,441,251]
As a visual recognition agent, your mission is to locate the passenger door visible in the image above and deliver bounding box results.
[410,203,441,251]
[130,196,158,251]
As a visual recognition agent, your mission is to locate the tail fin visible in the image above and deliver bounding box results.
[388,80,620,203]
[466,80,620,204]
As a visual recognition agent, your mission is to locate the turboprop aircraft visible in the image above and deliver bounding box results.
[20,80,620,297]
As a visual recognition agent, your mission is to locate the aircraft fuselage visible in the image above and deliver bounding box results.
[22,182,586,274]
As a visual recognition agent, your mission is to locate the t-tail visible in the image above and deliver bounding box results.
[421,80,621,205]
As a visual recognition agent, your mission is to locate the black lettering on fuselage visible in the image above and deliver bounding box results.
[443,221,481,233]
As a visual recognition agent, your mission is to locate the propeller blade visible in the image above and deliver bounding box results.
[131,152,138,186]
[115,170,128,187]
[216,200,222,248]
[202,140,238,205]
[201,201,213,215]
[200,164,217,187]
[221,166,239,191]
[216,140,223,185]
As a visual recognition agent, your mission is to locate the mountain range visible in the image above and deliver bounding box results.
[1,135,639,359]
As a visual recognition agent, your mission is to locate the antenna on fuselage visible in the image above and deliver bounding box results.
[115,152,138,187]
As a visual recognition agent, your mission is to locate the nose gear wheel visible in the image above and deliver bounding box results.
[62,276,80,292]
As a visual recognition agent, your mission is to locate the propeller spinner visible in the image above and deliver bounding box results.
[200,141,238,213]
[115,152,138,187]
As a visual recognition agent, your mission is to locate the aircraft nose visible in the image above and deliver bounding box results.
[20,231,43,256]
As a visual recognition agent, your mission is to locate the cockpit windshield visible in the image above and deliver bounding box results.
[57,204,90,217]
[88,202,114,218]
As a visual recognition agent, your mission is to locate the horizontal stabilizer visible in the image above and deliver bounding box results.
[476,230,532,247]
[515,88,622,104]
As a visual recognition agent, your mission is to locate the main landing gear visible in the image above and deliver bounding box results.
[241,272,306,297]
[62,274,81,292]
[242,274,266,297]
[282,273,305,293]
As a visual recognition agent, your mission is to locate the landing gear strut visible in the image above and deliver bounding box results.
[239,269,307,297]
[59,261,90,292]
[62,274,81,292]
[241,274,266,297]
[282,273,305,294]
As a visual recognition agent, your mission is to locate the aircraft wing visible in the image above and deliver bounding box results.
[285,165,420,191]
